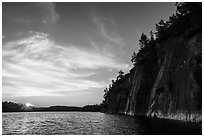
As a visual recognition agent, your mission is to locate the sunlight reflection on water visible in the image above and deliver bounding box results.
[2,112,141,135]
[2,112,201,135]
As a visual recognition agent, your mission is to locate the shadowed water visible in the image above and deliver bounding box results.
[2,112,201,135]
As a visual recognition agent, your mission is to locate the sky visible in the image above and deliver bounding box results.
[2,2,177,107]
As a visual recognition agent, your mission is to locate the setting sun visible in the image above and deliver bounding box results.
[25,103,33,107]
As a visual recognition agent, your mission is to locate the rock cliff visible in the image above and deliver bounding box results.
[102,2,202,122]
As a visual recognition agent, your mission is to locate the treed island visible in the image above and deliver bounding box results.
[3,2,202,123]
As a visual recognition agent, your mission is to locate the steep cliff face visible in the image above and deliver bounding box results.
[148,33,202,121]
[102,3,201,122]
[104,31,201,122]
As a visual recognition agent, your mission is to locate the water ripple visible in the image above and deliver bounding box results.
[2,112,201,135]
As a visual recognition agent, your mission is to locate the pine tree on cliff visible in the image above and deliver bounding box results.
[150,31,154,41]
[155,20,169,39]
[139,33,149,48]
[176,2,201,16]
[117,70,124,80]
[103,88,109,99]
[155,2,201,39]
[131,51,137,65]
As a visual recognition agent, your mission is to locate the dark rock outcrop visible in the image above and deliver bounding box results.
[102,2,202,122]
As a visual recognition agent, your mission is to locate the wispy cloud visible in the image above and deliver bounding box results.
[10,2,59,25]
[93,17,124,46]
[36,2,60,24]
[3,32,128,98]
[87,7,126,55]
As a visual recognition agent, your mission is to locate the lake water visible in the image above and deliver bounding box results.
[2,112,201,135]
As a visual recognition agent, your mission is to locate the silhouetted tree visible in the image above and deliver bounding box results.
[131,51,137,65]
[111,79,116,85]
[169,14,177,25]
[139,33,149,48]
[155,20,169,38]
[176,2,199,16]
[150,31,154,41]
[117,70,124,80]
[103,88,109,99]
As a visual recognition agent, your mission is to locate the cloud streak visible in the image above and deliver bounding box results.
[3,32,128,98]
[93,17,124,46]
[10,2,59,25]
[36,2,60,24]
[87,6,126,56]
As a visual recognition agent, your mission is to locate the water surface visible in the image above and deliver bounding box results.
[2,112,201,135]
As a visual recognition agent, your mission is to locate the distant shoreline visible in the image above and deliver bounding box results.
[2,101,101,113]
